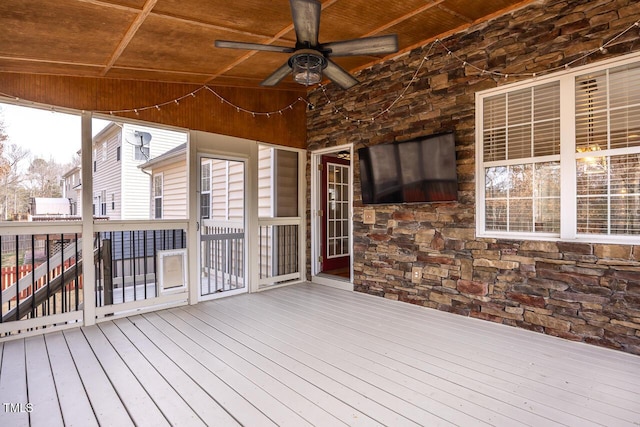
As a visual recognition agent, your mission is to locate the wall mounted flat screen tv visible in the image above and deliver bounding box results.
[358,131,458,204]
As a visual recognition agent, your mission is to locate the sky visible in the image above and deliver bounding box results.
[0,102,110,165]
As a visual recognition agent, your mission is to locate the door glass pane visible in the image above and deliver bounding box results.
[326,162,350,258]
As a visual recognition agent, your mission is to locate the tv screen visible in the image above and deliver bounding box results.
[358,131,458,204]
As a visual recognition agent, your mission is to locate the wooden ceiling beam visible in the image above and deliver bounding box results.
[101,0,158,76]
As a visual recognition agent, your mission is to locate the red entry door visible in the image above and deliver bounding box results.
[321,155,350,273]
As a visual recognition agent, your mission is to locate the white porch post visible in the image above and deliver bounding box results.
[81,112,96,326]
[187,133,199,305]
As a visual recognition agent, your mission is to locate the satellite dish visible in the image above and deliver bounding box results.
[125,130,152,147]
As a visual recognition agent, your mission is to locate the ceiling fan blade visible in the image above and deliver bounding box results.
[215,40,294,54]
[290,0,321,47]
[322,34,399,57]
[261,62,293,87]
[323,59,359,90]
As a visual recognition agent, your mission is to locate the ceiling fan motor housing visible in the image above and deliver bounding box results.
[289,49,327,86]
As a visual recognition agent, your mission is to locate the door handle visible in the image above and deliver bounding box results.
[196,221,200,231]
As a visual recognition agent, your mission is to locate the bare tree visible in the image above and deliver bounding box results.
[0,143,30,219]
[26,157,63,198]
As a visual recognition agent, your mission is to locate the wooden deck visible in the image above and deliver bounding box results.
[1,282,639,426]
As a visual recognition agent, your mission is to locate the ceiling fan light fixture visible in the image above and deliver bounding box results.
[290,51,325,86]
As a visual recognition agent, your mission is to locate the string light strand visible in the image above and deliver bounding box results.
[1,19,638,122]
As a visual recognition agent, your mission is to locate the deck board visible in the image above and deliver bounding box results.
[0,282,639,426]
[267,285,638,425]
[24,336,64,427]
[148,310,310,427]
[209,292,556,426]
[130,313,275,427]
[0,339,28,427]
[111,317,240,426]
[185,304,379,426]
[44,331,97,426]
[164,308,345,426]
[62,328,133,427]
[288,286,640,418]
[81,325,170,427]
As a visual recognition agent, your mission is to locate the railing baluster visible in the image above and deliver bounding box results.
[132,230,136,301]
[15,233,20,322]
[143,230,148,299]
[31,234,35,319]
[45,234,51,316]
[96,233,102,307]
[121,231,125,303]
[0,235,3,324]
[74,233,79,311]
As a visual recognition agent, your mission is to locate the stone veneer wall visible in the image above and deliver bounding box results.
[306,0,640,355]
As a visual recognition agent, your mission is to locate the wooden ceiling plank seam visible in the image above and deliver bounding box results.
[149,11,277,40]
[436,4,474,24]
[101,0,159,76]
[74,0,142,13]
[358,0,446,38]
[0,55,105,69]
[79,0,289,39]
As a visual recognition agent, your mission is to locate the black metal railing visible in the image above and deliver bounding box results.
[200,223,244,296]
[95,229,187,307]
[0,233,83,330]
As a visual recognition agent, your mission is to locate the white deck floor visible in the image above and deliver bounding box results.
[1,282,639,426]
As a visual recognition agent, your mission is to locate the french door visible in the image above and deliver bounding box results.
[320,155,351,275]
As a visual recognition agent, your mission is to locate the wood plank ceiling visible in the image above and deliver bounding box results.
[0,0,536,92]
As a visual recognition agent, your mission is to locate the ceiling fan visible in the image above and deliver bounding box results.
[214,0,399,90]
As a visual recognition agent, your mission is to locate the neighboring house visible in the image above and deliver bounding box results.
[61,165,81,216]
[139,143,187,220]
[140,144,298,221]
[64,122,188,220]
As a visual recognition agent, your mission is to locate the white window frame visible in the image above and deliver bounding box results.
[100,189,107,216]
[200,160,211,219]
[153,173,163,219]
[476,51,640,244]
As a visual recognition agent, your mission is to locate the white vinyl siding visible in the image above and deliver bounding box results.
[121,124,187,220]
[477,52,640,243]
[208,159,244,222]
[92,126,122,219]
[151,160,187,219]
[258,146,273,218]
